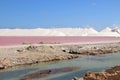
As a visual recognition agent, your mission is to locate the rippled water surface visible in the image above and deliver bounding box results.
[0,53,120,80]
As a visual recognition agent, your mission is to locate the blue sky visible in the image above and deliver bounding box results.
[0,0,120,30]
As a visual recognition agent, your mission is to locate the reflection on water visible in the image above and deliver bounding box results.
[0,68,38,80]
[0,53,120,80]
[19,67,80,80]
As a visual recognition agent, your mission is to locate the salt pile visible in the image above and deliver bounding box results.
[0,28,98,36]
[0,27,120,36]
[89,27,120,37]
[101,27,112,32]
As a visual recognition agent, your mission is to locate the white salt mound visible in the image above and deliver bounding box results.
[100,27,112,32]
[0,27,120,37]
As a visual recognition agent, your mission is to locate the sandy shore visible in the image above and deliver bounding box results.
[0,41,120,70]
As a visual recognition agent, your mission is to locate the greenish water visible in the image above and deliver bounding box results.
[0,53,120,80]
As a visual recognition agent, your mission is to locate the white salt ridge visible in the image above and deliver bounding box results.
[89,32,120,37]
[0,28,98,36]
[100,27,112,32]
[112,27,120,34]
[0,27,120,37]
[88,27,120,37]
[52,27,98,36]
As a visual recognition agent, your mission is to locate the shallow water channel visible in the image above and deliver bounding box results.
[0,53,120,80]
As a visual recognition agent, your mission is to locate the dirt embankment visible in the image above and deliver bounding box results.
[61,42,120,55]
[0,42,120,70]
[73,65,120,80]
[0,44,78,70]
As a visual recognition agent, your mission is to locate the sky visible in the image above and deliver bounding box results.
[0,0,120,31]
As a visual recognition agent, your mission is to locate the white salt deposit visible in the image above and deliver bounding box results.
[100,27,112,33]
[0,27,120,37]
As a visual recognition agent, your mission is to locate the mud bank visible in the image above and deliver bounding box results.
[19,67,79,80]
[73,65,120,80]
[0,42,120,70]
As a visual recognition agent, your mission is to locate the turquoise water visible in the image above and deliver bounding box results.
[0,53,120,80]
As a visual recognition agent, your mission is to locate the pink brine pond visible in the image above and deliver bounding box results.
[0,36,120,46]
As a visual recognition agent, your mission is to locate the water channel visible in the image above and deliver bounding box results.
[0,53,120,80]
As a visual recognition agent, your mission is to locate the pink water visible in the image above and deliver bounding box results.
[0,36,120,46]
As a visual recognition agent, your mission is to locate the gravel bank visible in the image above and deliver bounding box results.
[0,41,120,70]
